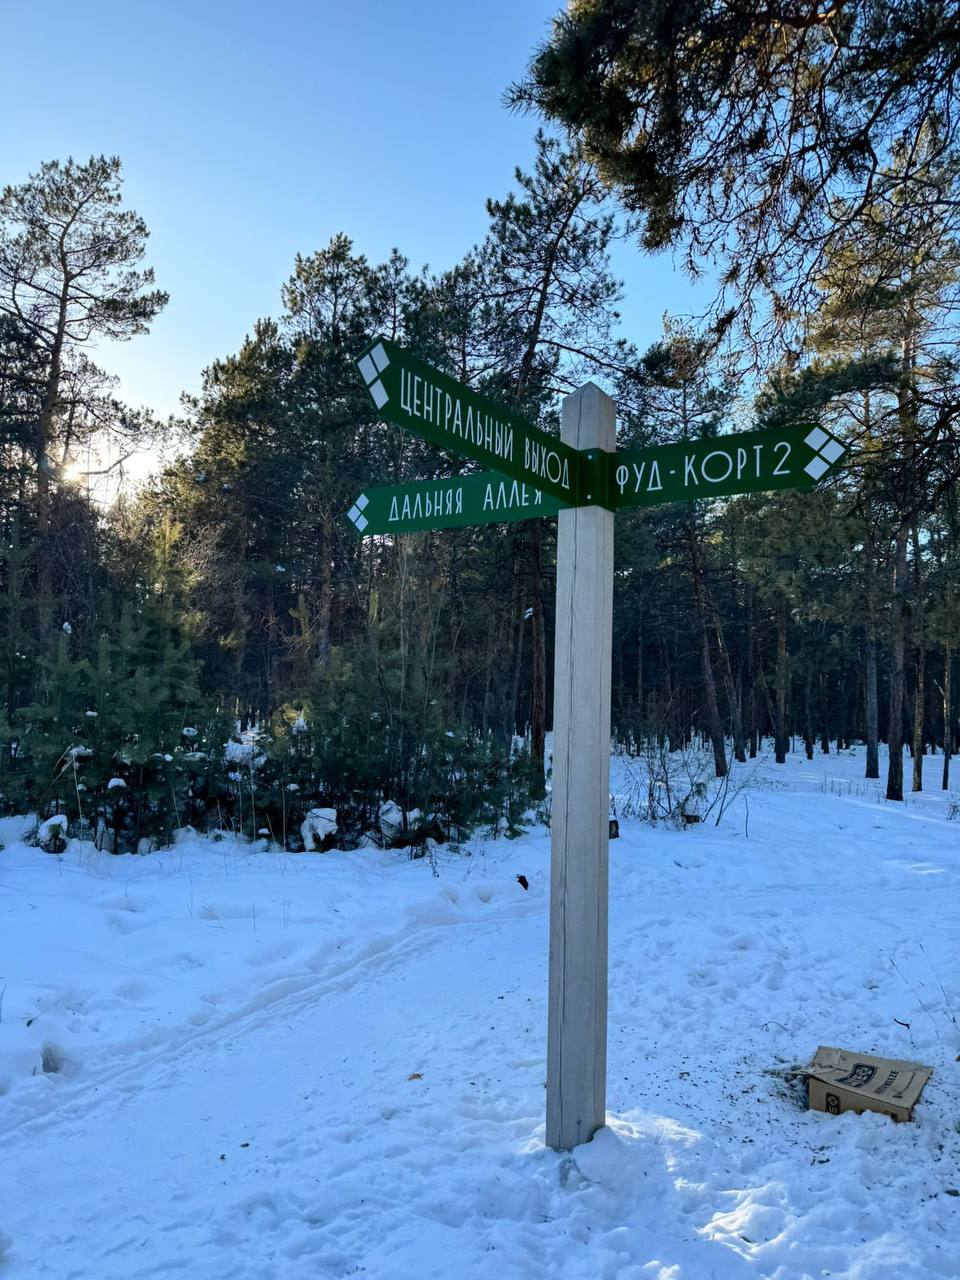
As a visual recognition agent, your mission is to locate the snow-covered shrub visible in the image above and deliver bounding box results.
[37,813,68,854]
[0,621,239,851]
[246,644,540,850]
[301,807,337,851]
[378,800,404,845]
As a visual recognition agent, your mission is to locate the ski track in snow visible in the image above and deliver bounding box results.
[1,747,959,1279]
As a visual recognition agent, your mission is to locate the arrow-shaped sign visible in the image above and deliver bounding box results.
[346,472,563,536]
[356,337,602,506]
[606,423,847,509]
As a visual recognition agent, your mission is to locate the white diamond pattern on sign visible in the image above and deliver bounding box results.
[359,346,390,411]
[803,427,846,480]
[347,499,371,532]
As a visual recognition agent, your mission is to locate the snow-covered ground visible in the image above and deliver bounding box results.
[2,745,959,1280]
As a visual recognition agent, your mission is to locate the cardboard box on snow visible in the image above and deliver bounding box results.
[804,1045,932,1122]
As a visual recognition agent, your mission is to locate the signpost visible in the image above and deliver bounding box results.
[350,339,848,1152]
[546,384,615,1152]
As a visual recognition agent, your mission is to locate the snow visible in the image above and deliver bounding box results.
[36,814,67,844]
[378,799,404,843]
[224,738,267,768]
[1,746,959,1279]
[300,807,337,851]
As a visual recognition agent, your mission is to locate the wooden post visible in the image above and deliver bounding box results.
[546,382,616,1151]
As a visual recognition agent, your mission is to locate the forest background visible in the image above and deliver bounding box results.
[2,2,960,852]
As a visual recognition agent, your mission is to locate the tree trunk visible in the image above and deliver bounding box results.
[912,645,925,792]
[774,607,789,764]
[685,519,726,777]
[507,595,525,749]
[711,600,746,762]
[529,521,547,797]
[315,511,334,665]
[911,524,924,792]
[864,632,880,778]
[803,670,814,760]
[886,529,909,802]
[745,589,758,757]
[33,275,72,626]
[943,645,953,790]
[636,607,644,720]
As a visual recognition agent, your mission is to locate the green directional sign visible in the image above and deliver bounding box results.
[346,472,564,537]
[606,423,847,510]
[355,337,597,506]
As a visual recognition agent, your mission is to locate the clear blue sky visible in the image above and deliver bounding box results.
[1,0,708,423]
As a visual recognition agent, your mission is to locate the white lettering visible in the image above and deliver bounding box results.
[701,450,733,484]
[773,441,791,476]
[400,368,413,414]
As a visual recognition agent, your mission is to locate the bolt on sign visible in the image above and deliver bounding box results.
[355,337,601,505]
[346,472,563,535]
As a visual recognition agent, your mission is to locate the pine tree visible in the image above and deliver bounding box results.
[474,133,633,782]
[512,1,960,349]
[0,157,167,615]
